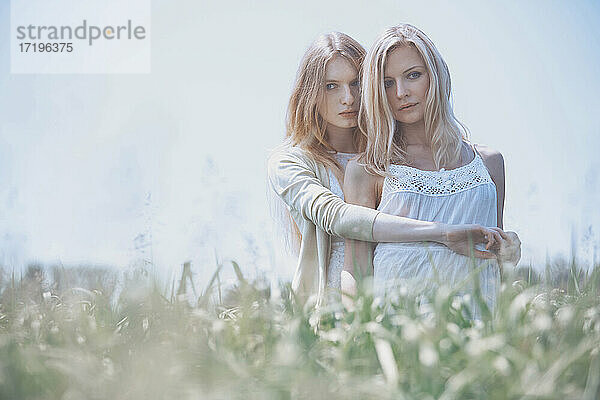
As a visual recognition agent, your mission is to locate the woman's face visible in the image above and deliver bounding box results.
[318,55,360,130]
[383,45,429,126]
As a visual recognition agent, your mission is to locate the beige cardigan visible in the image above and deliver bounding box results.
[267,146,381,307]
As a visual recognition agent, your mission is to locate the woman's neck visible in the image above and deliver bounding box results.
[325,125,357,153]
[399,120,428,146]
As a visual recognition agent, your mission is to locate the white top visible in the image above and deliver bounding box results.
[326,152,356,290]
[373,144,500,317]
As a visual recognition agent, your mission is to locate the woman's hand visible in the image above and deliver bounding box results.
[441,224,503,259]
[489,228,522,266]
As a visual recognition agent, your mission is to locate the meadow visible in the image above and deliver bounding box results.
[0,259,599,400]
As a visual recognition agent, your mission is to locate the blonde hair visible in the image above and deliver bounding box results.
[275,32,366,255]
[360,24,469,175]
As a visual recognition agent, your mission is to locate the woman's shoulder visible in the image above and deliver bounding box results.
[343,155,383,205]
[345,156,366,176]
[471,142,502,158]
[469,142,505,181]
[470,142,504,167]
[268,144,315,169]
[344,156,380,184]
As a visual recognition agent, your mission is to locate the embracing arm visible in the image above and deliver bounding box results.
[340,159,501,303]
[267,147,379,241]
[268,147,502,251]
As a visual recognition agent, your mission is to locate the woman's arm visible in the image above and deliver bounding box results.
[341,159,379,302]
[476,144,521,265]
[475,144,505,229]
[268,147,379,241]
[268,146,502,250]
[340,159,501,303]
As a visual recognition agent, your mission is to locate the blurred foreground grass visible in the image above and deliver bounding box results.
[0,260,599,400]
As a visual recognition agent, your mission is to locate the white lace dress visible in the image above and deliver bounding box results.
[373,145,500,316]
[326,152,356,290]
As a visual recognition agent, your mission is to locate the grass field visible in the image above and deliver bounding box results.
[0,260,599,400]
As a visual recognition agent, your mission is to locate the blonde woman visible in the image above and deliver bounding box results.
[268,31,505,308]
[342,25,521,314]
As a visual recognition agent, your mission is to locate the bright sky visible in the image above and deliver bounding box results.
[1,0,599,286]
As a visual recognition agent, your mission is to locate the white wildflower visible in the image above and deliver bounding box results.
[555,306,574,327]
[402,322,421,342]
[451,297,462,310]
[319,328,344,342]
[493,356,511,376]
[533,314,552,331]
[509,291,534,320]
[446,323,460,336]
[465,334,505,357]
[419,341,438,367]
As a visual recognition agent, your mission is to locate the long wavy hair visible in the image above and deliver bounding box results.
[359,24,469,175]
[285,31,367,175]
[274,32,366,255]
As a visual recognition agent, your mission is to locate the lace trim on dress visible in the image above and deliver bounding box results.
[383,152,494,197]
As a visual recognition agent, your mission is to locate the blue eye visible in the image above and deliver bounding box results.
[326,83,337,90]
[408,71,422,79]
[350,80,360,87]
[384,79,394,89]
